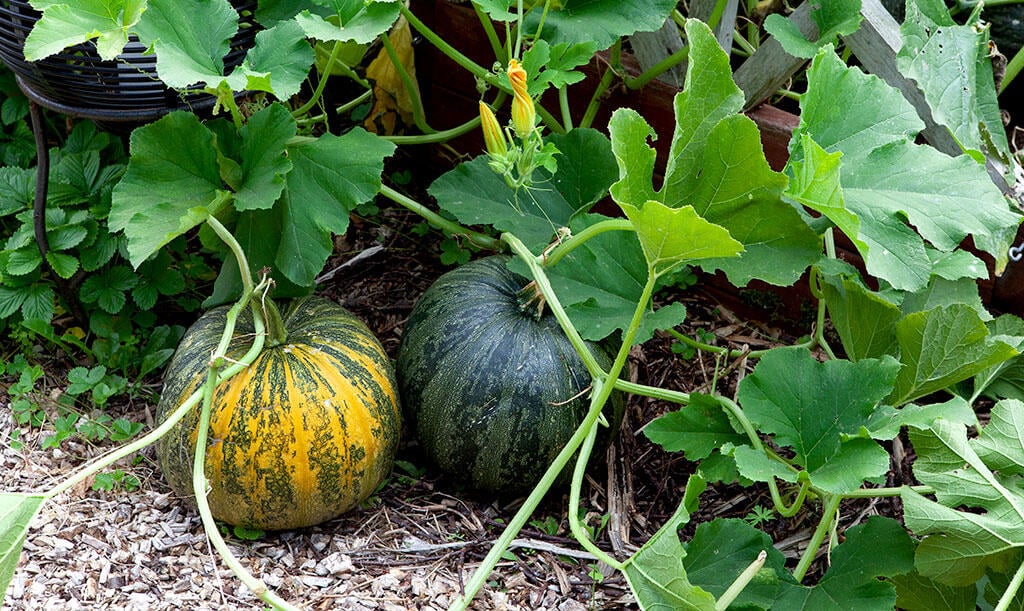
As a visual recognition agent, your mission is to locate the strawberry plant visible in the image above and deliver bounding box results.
[2,0,1024,609]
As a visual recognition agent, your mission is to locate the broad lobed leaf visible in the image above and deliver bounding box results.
[737,347,900,475]
[898,0,1014,178]
[23,0,146,61]
[623,476,717,610]
[903,402,1024,588]
[793,48,1020,292]
[134,0,238,91]
[610,20,820,288]
[774,517,915,609]
[764,0,862,59]
[110,107,393,295]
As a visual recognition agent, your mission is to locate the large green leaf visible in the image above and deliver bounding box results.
[643,393,747,460]
[522,0,677,51]
[865,396,978,441]
[903,403,1024,586]
[684,115,818,286]
[973,315,1024,401]
[430,157,580,253]
[774,516,915,609]
[431,127,656,342]
[795,50,923,159]
[430,128,618,253]
[226,21,316,99]
[892,570,977,611]
[899,276,990,321]
[510,213,684,342]
[23,0,146,61]
[660,20,746,202]
[623,476,717,611]
[898,0,1013,177]
[888,304,1019,405]
[274,129,395,286]
[683,518,800,609]
[609,21,819,287]
[233,103,296,212]
[134,0,238,90]
[736,347,900,492]
[0,493,46,607]
[620,200,743,276]
[817,259,902,361]
[785,134,865,254]
[544,128,619,212]
[794,48,1020,291]
[294,0,401,44]
[109,112,226,267]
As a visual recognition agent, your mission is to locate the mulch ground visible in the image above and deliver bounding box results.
[1,196,896,610]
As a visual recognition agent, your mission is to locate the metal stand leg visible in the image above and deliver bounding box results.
[29,99,49,260]
[27,99,87,324]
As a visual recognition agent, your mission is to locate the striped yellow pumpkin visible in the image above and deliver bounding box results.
[155,296,400,530]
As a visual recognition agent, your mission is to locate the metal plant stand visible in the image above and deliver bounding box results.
[0,0,258,322]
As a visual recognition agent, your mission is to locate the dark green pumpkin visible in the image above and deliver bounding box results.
[396,256,622,495]
[156,295,401,530]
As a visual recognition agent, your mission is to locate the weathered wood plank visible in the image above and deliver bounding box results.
[629,19,687,88]
[690,0,740,52]
[733,1,816,110]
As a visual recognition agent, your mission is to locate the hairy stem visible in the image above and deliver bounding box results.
[666,327,780,360]
[558,87,574,131]
[847,485,934,498]
[580,41,621,129]
[380,31,436,134]
[378,185,501,250]
[995,550,1024,611]
[1001,45,1024,94]
[793,494,842,583]
[541,218,634,267]
[473,1,507,64]
[613,378,689,404]
[716,550,767,611]
[568,404,624,571]
[190,305,297,611]
[292,39,343,118]
[206,215,254,298]
[400,4,493,83]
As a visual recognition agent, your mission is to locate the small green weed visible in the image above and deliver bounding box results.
[439,236,472,265]
[92,469,141,492]
[743,505,776,528]
[577,509,610,541]
[529,515,561,536]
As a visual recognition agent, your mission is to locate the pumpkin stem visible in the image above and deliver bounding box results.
[516,280,546,319]
[260,293,290,347]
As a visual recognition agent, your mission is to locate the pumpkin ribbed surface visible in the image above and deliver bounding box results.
[396,256,622,495]
[156,296,400,530]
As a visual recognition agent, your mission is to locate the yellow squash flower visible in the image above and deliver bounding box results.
[478,101,507,157]
[507,59,535,138]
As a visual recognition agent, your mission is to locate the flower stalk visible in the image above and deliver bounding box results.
[477,60,559,192]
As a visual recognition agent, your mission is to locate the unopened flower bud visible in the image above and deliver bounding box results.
[507,59,535,138]
[479,101,507,157]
